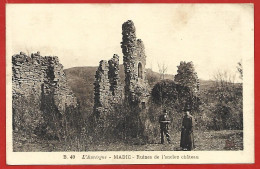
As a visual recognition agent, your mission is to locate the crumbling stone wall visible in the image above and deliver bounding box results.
[12,52,78,139]
[108,54,121,97]
[93,54,123,119]
[93,60,111,118]
[93,20,151,142]
[121,20,150,107]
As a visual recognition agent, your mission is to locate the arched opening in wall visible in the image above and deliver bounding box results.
[138,62,143,79]
[142,102,146,109]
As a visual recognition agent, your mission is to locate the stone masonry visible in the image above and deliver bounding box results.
[94,20,150,119]
[93,54,123,118]
[121,20,150,107]
[12,51,78,137]
[93,20,150,140]
[108,54,121,97]
[12,52,77,110]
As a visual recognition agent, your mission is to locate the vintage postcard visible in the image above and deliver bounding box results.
[6,3,254,164]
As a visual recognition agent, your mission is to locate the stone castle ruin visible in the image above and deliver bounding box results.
[12,20,154,144]
[93,54,123,119]
[11,18,243,151]
[94,20,150,118]
[121,20,150,108]
[93,20,151,139]
[12,52,77,107]
[12,52,79,140]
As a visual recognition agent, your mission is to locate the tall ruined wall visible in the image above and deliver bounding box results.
[93,60,111,118]
[12,52,78,139]
[108,54,121,97]
[93,54,123,119]
[121,20,150,106]
[92,20,152,141]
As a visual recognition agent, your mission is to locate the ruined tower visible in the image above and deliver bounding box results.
[93,60,110,118]
[93,20,152,140]
[93,54,123,119]
[121,20,149,108]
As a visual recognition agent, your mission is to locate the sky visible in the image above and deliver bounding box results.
[6,4,253,81]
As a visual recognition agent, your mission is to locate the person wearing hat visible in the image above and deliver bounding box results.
[159,109,171,144]
[180,110,195,150]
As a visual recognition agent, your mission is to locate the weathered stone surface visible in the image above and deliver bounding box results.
[121,20,150,106]
[93,55,123,119]
[12,52,78,139]
[92,20,151,141]
[12,53,77,110]
[108,54,121,96]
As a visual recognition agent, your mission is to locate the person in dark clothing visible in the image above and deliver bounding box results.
[180,111,195,150]
[159,109,171,144]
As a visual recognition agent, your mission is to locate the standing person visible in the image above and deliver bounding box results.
[159,109,171,144]
[180,111,195,150]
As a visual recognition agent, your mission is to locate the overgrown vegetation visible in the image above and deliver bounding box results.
[199,70,243,130]
[149,61,243,131]
[13,60,243,151]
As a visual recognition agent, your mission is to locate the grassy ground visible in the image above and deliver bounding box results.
[13,130,243,152]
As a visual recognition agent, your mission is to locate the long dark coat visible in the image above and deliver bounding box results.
[180,115,195,150]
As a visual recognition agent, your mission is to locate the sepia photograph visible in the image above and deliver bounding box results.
[6,3,254,164]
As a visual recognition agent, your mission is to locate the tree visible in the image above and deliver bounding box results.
[202,70,243,130]
[174,61,199,96]
[237,61,243,80]
[158,62,168,80]
[156,62,168,111]
[151,79,193,111]
[174,61,200,111]
[150,80,195,132]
